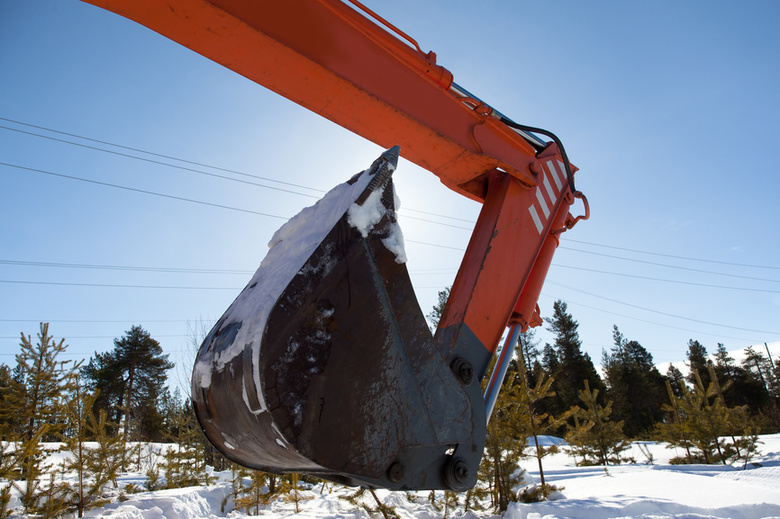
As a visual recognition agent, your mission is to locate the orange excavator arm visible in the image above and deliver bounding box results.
[80,0,588,490]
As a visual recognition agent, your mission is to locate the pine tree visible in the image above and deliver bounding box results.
[426,286,451,331]
[0,412,16,519]
[685,339,712,388]
[658,379,695,463]
[665,365,686,398]
[602,326,666,438]
[233,469,271,515]
[479,374,527,512]
[427,490,462,518]
[0,365,14,440]
[61,376,91,517]
[340,488,398,519]
[713,344,769,413]
[517,329,540,373]
[280,473,314,513]
[83,325,174,448]
[544,301,604,418]
[8,323,80,516]
[159,391,214,489]
[61,377,124,516]
[657,366,754,465]
[509,363,569,500]
[565,380,629,466]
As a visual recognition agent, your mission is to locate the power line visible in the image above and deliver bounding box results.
[1,117,476,226]
[2,159,473,232]
[1,162,290,220]
[560,246,780,284]
[2,251,776,297]
[0,335,186,340]
[547,281,780,335]
[0,118,326,194]
[0,319,191,323]
[4,118,778,273]
[0,259,253,275]
[565,238,780,271]
[0,279,240,290]
[0,125,326,199]
[552,264,780,294]
[539,293,761,344]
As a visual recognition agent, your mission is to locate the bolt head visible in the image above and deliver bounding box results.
[387,462,405,483]
[451,357,474,386]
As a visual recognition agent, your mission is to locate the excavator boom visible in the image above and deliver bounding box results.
[80,0,588,490]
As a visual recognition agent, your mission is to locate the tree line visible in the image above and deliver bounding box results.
[427,293,777,509]
[1,299,778,516]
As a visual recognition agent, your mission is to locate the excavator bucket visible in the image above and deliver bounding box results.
[192,147,486,490]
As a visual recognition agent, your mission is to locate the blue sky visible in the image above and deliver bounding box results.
[2,0,779,385]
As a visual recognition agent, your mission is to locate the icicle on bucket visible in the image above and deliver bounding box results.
[191,147,485,490]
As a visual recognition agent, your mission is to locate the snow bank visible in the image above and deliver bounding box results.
[9,437,780,519]
[83,486,231,519]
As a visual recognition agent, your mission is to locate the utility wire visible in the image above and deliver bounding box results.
[547,281,780,335]
[0,319,190,323]
[2,159,471,231]
[4,118,779,271]
[0,125,324,199]
[539,293,762,344]
[1,118,476,225]
[1,162,289,220]
[4,118,779,345]
[0,118,324,194]
[552,264,780,294]
[2,253,774,294]
[0,259,253,275]
[560,246,780,284]
[565,238,780,271]
[0,279,240,290]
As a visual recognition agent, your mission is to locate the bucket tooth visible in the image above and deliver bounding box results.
[192,147,485,490]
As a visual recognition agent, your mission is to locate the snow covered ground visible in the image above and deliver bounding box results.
[8,435,780,519]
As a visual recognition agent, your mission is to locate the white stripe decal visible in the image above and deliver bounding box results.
[557,160,568,189]
[547,160,564,191]
[535,187,550,218]
[543,174,557,205]
[528,205,543,234]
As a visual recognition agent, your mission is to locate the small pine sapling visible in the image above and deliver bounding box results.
[564,380,630,466]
